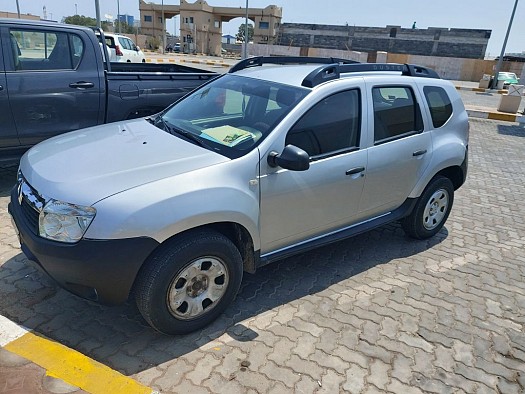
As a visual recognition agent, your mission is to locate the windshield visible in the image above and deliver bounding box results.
[160,74,309,158]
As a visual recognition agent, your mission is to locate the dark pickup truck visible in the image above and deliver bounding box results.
[0,18,217,163]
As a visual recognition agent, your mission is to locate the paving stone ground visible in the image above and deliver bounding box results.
[1,118,525,393]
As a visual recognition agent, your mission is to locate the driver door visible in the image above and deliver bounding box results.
[259,88,367,254]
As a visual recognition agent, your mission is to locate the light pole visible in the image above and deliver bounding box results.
[75,3,78,15]
[16,0,21,18]
[491,0,519,89]
[161,0,165,54]
[117,0,121,34]
[95,0,101,28]
[243,0,248,58]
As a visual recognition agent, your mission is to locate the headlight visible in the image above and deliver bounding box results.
[39,199,96,243]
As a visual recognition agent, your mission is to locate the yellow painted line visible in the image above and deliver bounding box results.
[146,58,152,63]
[5,331,152,394]
[487,112,518,122]
[472,87,486,92]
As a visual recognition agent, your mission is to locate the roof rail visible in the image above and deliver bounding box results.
[229,56,359,73]
[301,63,440,88]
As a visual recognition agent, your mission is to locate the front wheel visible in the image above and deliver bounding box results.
[401,176,454,240]
[134,230,243,335]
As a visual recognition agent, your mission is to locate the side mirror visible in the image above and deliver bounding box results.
[135,46,140,51]
[267,145,310,171]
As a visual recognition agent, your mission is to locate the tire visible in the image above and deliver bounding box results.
[134,230,243,335]
[401,176,454,240]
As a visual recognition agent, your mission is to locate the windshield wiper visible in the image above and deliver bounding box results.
[156,116,209,149]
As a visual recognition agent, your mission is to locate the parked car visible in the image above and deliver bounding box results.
[165,43,181,53]
[0,19,217,164]
[498,72,519,86]
[99,32,146,63]
[490,72,520,88]
[9,57,469,335]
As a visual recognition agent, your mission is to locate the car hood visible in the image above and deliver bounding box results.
[20,118,229,206]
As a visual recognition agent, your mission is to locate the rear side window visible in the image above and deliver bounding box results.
[104,37,116,48]
[423,86,453,128]
[372,86,423,144]
[9,29,83,71]
[285,89,361,158]
[118,37,132,50]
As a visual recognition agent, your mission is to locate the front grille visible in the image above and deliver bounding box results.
[17,176,45,235]
[20,197,40,234]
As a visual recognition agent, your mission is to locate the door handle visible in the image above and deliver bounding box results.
[0,85,3,91]
[413,149,427,156]
[69,82,95,89]
[346,166,365,175]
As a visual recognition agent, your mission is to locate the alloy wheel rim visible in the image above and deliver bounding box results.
[167,257,229,320]
[422,188,449,230]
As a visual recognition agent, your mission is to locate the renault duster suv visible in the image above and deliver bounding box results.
[9,57,469,335]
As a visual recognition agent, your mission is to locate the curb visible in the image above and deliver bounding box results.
[467,109,525,123]
[0,315,154,394]
[455,86,508,95]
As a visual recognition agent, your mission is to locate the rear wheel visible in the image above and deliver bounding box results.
[401,176,454,239]
[135,230,243,335]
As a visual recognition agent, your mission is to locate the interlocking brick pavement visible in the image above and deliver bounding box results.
[1,118,525,393]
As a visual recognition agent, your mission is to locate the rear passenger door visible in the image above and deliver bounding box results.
[358,84,432,217]
[6,26,104,147]
[0,28,19,150]
[259,88,367,254]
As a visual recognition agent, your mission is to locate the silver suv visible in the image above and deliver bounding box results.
[9,57,469,334]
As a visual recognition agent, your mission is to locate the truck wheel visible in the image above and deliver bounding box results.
[135,230,243,335]
[401,176,454,240]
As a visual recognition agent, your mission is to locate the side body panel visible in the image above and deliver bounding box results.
[105,72,217,121]
[0,26,20,152]
[5,25,105,147]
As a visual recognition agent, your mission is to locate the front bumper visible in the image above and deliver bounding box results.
[8,186,159,305]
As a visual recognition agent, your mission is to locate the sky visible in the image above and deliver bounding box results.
[1,0,523,57]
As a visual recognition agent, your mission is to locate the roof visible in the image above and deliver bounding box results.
[229,57,440,89]
[233,64,323,88]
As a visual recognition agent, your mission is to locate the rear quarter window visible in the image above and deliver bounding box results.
[423,86,453,128]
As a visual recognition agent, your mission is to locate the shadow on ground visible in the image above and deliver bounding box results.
[0,166,17,198]
[0,222,446,376]
[498,123,525,137]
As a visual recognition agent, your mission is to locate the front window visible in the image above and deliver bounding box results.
[159,74,309,158]
[9,29,83,71]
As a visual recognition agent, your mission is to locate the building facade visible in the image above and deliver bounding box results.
[277,23,491,60]
[139,0,282,55]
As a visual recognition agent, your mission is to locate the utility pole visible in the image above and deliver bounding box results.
[75,3,78,15]
[161,0,165,54]
[16,0,21,18]
[491,0,519,89]
[95,0,101,28]
[117,0,121,34]
[243,0,248,58]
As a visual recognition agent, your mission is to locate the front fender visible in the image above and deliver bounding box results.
[85,173,261,250]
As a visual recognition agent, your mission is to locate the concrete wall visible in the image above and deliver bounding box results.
[278,23,491,60]
[248,43,367,63]
[248,43,301,57]
[386,53,524,82]
[247,43,524,82]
